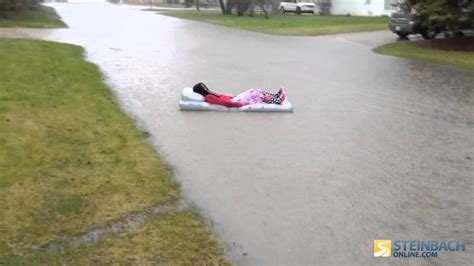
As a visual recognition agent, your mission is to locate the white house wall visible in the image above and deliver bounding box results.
[329,0,395,16]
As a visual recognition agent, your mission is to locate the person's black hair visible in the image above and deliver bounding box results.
[193,82,212,96]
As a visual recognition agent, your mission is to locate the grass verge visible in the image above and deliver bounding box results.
[156,10,388,36]
[0,5,66,28]
[0,39,226,263]
[374,41,474,71]
[5,210,227,264]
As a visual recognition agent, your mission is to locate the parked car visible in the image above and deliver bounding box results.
[389,9,474,39]
[279,0,315,15]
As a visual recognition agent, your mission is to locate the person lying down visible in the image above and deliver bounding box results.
[193,82,287,108]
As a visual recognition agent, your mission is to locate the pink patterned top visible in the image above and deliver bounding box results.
[232,89,273,105]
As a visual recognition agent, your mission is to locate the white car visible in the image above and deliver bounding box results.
[279,0,316,15]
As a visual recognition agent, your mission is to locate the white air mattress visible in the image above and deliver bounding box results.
[179,87,293,112]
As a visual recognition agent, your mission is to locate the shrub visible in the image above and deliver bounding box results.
[0,0,39,17]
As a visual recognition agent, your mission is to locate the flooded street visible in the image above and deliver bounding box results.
[2,2,473,264]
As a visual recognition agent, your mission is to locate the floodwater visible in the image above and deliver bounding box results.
[2,2,473,265]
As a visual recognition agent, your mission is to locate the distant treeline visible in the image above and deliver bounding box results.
[0,0,41,16]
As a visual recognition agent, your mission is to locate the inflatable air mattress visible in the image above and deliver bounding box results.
[179,87,293,112]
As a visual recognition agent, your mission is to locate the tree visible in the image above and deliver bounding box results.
[411,0,473,31]
[1,0,38,17]
[234,0,250,15]
[218,0,269,17]
[248,0,269,18]
[218,0,226,13]
[316,0,331,15]
[219,0,234,14]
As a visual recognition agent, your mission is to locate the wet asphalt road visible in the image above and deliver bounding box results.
[2,2,473,265]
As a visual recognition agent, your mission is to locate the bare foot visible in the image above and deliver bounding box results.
[278,87,286,104]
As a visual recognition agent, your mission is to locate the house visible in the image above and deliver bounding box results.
[329,0,399,16]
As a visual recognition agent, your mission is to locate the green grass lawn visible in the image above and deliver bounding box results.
[0,5,66,28]
[374,41,474,71]
[156,10,388,36]
[0,39,226,264]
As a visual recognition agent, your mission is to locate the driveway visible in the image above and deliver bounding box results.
[2,2,473,265]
